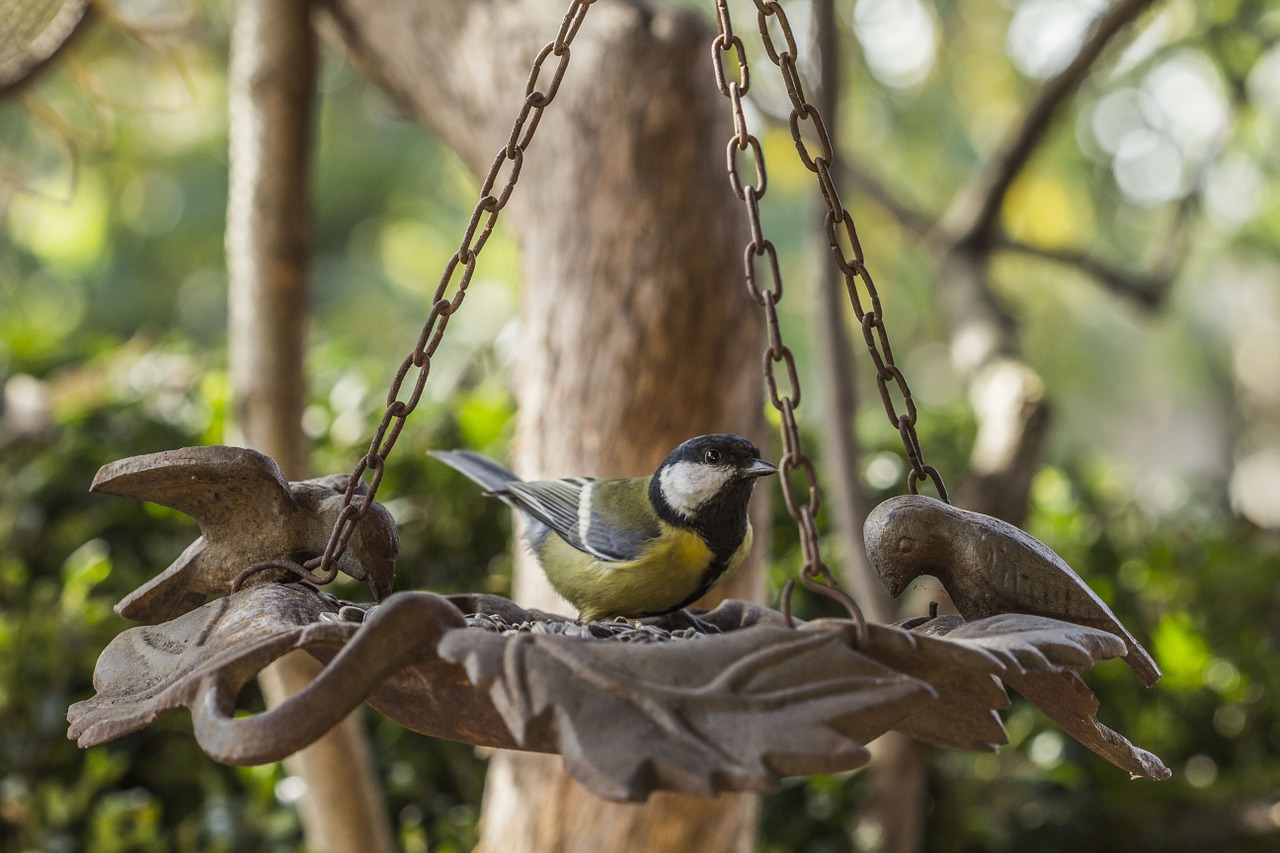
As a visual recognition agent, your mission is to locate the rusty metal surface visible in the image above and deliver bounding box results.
[91,446,397,622]
[865,494,1161,687]
[811,611,1163,775]
[934,615,1167,778]
[67,585,510,756]
[1001,666,1170,779]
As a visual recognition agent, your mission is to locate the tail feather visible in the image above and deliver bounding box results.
[429,450,520,493]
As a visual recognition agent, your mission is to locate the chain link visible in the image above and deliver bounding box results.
[742,0,942,504]
[298,0,599,588]
[746,0,948,505]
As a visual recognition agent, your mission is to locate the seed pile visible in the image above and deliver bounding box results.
[463,612,706,642]
[317,601,710,641]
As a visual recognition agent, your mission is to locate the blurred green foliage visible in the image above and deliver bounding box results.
[0,343,502,851]
[3,0,1280,851]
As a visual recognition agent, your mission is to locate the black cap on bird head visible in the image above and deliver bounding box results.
[660,434,771,472]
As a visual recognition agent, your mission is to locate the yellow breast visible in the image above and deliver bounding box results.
[537,523,752,622]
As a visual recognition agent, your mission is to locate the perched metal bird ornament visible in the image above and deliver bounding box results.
[864,494,1161,687]
[91,446,398,622]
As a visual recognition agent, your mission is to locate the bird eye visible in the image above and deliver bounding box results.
[703,448,722,464]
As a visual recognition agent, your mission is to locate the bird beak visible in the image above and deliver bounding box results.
[744,458,779,478]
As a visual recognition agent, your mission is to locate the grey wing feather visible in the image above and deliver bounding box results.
[504,477,606,556]
[506,478,645,562]
[574,477,660,562]
[431,450,575,538]
[579,512,653,562]
[431,450,640,562]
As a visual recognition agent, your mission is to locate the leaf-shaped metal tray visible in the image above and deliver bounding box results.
[69,585,1168,801]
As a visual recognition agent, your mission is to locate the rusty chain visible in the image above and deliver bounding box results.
[751,0,948,504]
[242,0,599,592]
[711,0,860,638]
[711,0,947,631]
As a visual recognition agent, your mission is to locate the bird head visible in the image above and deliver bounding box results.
[863,494,948,598]
[651,434,776,522]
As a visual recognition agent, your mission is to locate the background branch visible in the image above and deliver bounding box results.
[933,0,1161,522]
[992,236,1170,310]
[945,0,1159,246]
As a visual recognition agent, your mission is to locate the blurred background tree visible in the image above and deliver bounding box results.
[2,0,1279,851]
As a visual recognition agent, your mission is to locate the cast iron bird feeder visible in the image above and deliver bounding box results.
[67,445,1169,801]
[66,0,1169,801]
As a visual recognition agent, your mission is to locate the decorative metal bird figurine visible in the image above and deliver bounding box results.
[864,494,1160,687]
[91,446,398,622]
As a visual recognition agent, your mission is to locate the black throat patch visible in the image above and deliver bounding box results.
[646,475,754,615]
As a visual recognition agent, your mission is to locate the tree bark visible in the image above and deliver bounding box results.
[324,0,766,849]
[227,0,312,481]
[225,3,395,852]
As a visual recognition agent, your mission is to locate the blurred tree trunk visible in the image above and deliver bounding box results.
[225,2,395,852]
[324,0,766,850]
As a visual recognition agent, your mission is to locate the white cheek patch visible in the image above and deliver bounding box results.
[659,460,734,518]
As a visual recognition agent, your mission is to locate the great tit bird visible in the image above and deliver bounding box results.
[430,434,777,622]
